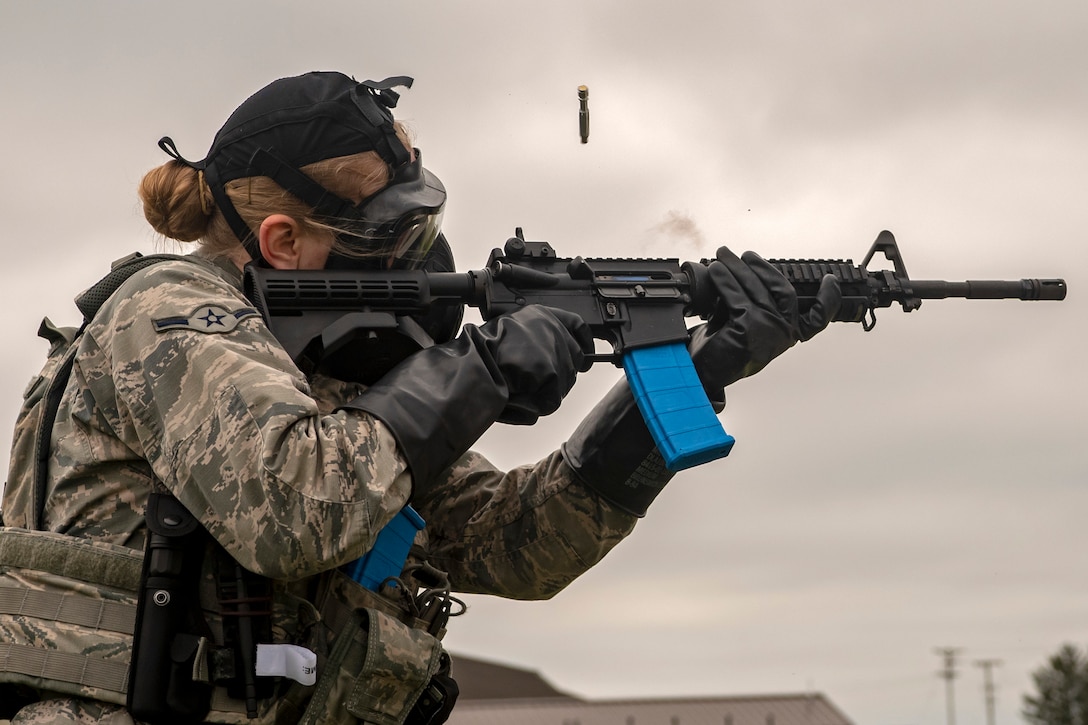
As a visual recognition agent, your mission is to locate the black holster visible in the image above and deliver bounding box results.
[126,492,212,724]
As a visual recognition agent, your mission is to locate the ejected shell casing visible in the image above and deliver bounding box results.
[578,85,589,143]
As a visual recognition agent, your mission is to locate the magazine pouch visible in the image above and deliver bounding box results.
[300,605,443,725]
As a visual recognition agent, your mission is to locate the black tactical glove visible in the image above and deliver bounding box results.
[342,305,592,492]
[690,246,841,393]
[491,308,594,426]
[561,378,671,518]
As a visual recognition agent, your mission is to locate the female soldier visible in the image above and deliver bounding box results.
[1,72,840,724]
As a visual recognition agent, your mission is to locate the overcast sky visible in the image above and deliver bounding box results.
[2,2,1086,724]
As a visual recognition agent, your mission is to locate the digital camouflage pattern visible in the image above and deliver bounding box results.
[415,449,637,599]
[9,699,137,724]
[287,605,443,725]
[2,253,639,723]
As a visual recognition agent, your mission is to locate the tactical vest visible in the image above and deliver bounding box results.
[0,253,456,724]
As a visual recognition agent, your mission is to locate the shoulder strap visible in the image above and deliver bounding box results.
[31,341,82,530]
[75,252,187,320]
[31,252,185,530]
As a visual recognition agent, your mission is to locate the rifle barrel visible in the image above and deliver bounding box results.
[910,279,1067,301]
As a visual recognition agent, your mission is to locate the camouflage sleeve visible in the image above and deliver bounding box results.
[411,449,638,600]
[83,258,411,580]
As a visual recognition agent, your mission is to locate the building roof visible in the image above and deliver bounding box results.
[450,653,575,700]
[447,654,854,725]
[447,692,855,725]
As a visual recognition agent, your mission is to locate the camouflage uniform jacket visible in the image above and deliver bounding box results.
[1,253,637,721]
[8,252,639,586]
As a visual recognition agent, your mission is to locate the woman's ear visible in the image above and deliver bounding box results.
[258,214,304,269]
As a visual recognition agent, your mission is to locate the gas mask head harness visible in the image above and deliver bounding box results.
[160,72,462,382]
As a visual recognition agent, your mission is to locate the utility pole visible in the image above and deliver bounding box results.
[935,647,962,725]
[975,658,1003,725]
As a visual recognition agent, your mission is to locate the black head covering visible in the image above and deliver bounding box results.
[158,72,433,261]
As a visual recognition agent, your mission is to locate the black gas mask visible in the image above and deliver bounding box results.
[326,153,446,271]
[243,145,447,272]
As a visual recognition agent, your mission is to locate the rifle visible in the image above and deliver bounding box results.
[243,229,1067,471]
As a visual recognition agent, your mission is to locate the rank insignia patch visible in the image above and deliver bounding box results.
[153,306,260,333]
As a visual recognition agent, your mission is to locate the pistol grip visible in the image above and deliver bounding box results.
[622,343,735,470]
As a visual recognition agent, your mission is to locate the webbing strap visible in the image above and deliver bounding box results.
[0,528,143,593]
[0,642,130,693]
[31,344,80,531]
[0,586,136,634]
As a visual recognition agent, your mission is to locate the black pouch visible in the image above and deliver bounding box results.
[404,651,459,725]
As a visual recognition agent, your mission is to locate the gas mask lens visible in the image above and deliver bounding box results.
[332,206,443,270]
[322,152,447,270]
[390,208,444,264]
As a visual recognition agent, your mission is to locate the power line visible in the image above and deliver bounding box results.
[975,658,1003,725]
[935,647,963,725]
